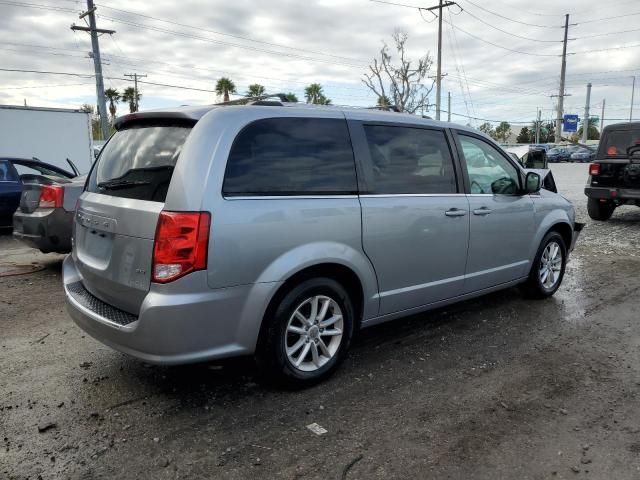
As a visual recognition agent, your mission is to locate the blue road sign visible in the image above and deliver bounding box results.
[563,114,579,132]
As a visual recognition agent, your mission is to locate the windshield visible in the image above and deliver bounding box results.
[86,125,192,202]
[604,128,640,156]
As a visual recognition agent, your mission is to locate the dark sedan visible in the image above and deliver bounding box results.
[1,158,76,227]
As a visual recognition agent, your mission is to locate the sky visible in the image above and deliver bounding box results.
[0,0,639,131]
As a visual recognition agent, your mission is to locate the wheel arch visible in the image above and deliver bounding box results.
[546,221,572,251]
[254,262,369,355]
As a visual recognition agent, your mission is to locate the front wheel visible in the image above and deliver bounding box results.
[521,232,567,299]
[587,197,615,221]
[256,277,355,387]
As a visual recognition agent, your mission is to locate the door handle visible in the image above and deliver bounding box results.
[473,207,492,216]
[445,208,467,217]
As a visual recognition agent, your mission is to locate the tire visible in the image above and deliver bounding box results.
[256,277,355,387]
[521,231,567,299]
[587,197,615,221]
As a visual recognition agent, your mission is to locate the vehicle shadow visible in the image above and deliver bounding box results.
[111,285,555,407]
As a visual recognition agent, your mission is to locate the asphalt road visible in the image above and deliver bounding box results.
[2,163,640,479]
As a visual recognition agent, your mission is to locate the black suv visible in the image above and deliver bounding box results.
[585,122,640,220]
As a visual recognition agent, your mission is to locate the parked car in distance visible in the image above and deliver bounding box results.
[529,144,552,152]
[546,147,566,163]
[585,121,640,220]
[13,174,86,253]
[64,103,583,386]
[570,145,597,163]
[1,158,76,228]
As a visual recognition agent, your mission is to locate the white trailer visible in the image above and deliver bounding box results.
[0,105,94,174]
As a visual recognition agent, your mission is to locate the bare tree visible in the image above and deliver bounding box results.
[362,31,434,114]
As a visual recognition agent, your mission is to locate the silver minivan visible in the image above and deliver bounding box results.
[64,102,582,385]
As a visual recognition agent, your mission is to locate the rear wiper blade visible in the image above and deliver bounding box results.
[97,180,151,190]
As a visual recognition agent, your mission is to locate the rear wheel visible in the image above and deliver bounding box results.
[521,231,567,299]
[256,277,354,387]
[587,197,615,221]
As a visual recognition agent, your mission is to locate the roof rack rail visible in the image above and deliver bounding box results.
[366,105,401,113]
[214,93,292,107]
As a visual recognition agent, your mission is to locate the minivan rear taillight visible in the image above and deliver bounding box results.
[589,163,600,176]
[39,185,64,208]
[152,211,210,283]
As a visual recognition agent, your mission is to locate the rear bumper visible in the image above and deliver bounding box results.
[585,186,640,201]
[62,254,279,365]
[12,208,72,253]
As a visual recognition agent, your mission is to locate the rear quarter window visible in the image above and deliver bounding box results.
[86,125,192,202]
[222,117,357,196]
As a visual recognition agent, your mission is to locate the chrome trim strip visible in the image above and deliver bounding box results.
[223,195,359,200]
[359,193,465,198]
[378,260,530,298]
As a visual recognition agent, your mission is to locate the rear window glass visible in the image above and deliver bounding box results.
[604,128,640,156]
[223,118,357,196]
[87,125,191,202]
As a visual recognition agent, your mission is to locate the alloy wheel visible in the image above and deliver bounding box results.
[285,295,344,372]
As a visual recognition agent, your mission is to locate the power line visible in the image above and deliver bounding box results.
[0,0,76,13]
[95,3,362,64]
[572,43,640,55]
[572,27,640,40]
[1,82,94,90]
[442,18,561,57]
[575,11,640,25]
[97,14,367,68]
[461,9,562,43]
[0,67,94,77]
[457,0,564,28]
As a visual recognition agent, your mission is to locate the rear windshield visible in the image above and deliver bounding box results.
[603,128,640,156]
[86,125,191,202]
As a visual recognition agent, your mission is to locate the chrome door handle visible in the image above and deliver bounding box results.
[473,207,492,216]
[445,208,467,217]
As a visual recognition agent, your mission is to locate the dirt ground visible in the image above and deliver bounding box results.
[2,163,640,479]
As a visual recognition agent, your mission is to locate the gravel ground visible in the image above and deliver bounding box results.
[2,163,640,479]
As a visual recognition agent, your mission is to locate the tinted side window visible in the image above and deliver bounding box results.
[458,134,520,195]
[362,125,457,194]
[223,118,357,195]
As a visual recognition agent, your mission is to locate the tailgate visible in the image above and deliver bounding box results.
[74,123,192,315]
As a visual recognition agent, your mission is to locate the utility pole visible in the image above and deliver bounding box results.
[582,82,591,143]
[124,73,147,111]
[555,13,570,142]
[535,108,541,144]
[71,0,115,141]
[630,76,636,122]
[601,99,605,132]
[447,91,451,122]
[424,0,456,121]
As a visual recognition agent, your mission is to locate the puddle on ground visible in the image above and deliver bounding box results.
[0,262,45,277]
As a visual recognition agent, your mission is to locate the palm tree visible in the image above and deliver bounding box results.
[283,92,298,103]
[377,95,392,108]
[216,77,236,102]
[121,87,141,113]
[245,83,266,98]
[304,83,324,104]
[317,94,331,105]
[104,88,120,123]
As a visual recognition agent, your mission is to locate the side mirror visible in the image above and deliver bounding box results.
[524,172,541,194]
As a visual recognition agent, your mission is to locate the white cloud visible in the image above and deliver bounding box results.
[0,0,638,128]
